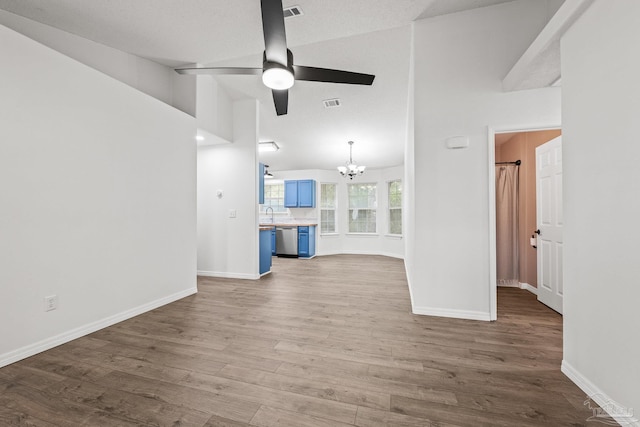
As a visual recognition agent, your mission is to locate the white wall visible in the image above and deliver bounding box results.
[268,166,405,258]
[0,9,195,116]
[196,75,234,144]
[197,100,260,279]
[0,25,197,366]
[404,24,416,306]
[409,1,561,320]
[561,0,640,418]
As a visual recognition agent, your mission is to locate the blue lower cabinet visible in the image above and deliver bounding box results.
[259,229,272,274]
[298,226,316,258]
[271,228,276,255]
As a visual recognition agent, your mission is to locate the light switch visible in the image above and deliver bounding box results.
[228,209,237,218]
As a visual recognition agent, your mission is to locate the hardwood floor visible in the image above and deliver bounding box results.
[0,255,598,426]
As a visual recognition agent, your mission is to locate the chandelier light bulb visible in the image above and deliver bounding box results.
[337,141,365,180]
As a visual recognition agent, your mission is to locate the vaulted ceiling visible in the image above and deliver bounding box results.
[0,0,517,171]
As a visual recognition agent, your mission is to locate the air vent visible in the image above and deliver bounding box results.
[323,98,341,108]
[283,5,303,18]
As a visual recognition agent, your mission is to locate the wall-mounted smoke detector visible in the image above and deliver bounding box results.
[283,5,303,18]
[323,98,341,108]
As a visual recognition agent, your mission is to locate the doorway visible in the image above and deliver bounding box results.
[488,126,561,320]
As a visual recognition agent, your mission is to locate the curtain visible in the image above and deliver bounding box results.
[496,164,519,286]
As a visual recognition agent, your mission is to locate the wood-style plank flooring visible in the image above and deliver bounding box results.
[1,255,598,426]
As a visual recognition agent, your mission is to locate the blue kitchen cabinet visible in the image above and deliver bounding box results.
[284,180,298,207]
[297,180,315,207]
[298,225,316,258]
[284,179,316,208]
[259,228,272,275]
[271,227,276,255]
[259,163,265,204]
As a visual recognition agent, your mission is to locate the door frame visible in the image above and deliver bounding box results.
[487,122,561,321]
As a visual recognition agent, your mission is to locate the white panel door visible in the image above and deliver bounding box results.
[536,136,563,314]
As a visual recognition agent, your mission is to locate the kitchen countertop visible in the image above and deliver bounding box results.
[259,223,318,228]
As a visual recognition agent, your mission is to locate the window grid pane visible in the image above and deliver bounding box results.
[348,183,376,233]
[320,210,336,233]
[388,180,402,235]
[262,183,287,213]
[320,183,337,233]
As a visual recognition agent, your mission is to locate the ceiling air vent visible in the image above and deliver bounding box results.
[283,5,303,18]
[323,98,341,108]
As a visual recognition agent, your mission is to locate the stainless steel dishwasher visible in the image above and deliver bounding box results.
[276,226,298,257]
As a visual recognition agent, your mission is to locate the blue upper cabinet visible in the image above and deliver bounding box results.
[284,179,316,208]
[297,180,315,207]
[284,180,298,207]
[259,163,265,204]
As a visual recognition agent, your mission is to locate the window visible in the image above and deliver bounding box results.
[262,183,287,213]
[320,183,337,233]
[348,183,377,233]
[388,180,402,235]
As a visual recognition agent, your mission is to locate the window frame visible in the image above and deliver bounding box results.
[387,179,403,236]
[347,182,378,234]
[320,182,338,235]
[260,182,287,214]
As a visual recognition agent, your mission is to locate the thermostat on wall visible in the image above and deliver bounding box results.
[445,136,469,149]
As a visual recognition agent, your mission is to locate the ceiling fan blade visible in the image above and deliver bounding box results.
[261,0,288,65]
[293,65,375,85]
[175,67,262,76]
[272,89,288,116]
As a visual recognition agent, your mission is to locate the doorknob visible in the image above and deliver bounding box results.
[535,229,541,235]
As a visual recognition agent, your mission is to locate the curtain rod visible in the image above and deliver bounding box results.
[496,160,521,166]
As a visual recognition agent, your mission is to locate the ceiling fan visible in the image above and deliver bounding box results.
[174,0,375,116]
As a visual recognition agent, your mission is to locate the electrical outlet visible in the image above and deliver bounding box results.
[44,295,58,312]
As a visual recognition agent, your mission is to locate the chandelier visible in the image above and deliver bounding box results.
[337,141,366,179]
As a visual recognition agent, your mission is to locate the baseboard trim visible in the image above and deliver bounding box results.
[561,360,639,426]
[497,282,538,295]
[0,286,197,369]
[412,306,491,321]
[197,270,259,280]
[497,282,520,288]
[317,250,404,260]
[520,282,538,295]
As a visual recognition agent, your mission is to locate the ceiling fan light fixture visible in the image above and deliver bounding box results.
[262,64,294,90]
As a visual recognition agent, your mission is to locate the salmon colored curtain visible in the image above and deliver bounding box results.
[496,165,520,286]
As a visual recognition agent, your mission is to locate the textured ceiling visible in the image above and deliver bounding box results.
[0,0,516,172]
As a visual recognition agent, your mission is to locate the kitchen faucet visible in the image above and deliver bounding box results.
[265,206,274,224]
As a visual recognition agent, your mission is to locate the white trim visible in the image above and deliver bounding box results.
[197,270,259,280]
[0,287,197,369]
[259,270,272,277]
[404,259,415,310]
[345,233,379,237]
[487,122,561,321]
[561,360,639,427]
[319,232,339,237]
[385,234,403,239]
[316,251,404,260]
[520,282,538,295]
[497,281,538,295]
[413,306,491,321]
